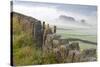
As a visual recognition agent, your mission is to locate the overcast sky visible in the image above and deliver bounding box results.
[12,1,97,29]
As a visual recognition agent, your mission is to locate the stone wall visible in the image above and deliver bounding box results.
[12,12,97,63]
[42,23,96,63]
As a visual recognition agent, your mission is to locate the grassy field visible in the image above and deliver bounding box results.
[79,41,97,51]
[56,29,97,50]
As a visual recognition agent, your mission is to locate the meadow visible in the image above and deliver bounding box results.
[56,29,97,50]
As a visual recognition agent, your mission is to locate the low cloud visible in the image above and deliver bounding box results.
[13,4,97,29]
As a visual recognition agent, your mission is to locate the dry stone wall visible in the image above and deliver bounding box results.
[12,12,97,63]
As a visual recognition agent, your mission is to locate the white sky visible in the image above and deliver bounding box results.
[13,1,97,29]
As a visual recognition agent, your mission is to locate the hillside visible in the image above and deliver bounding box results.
[11,12,97,66]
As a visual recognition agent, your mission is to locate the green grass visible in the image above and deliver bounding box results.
[12,15,57,66]
[79,41,97,51]
[12,16,43,65]
[57,29,97,42]
[56,29,97,50]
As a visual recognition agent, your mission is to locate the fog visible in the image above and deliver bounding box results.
[13,1,97,35]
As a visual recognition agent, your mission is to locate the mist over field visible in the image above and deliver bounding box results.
[13,1,97,37]
[13,1,97,27]
[12,1,97,65]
